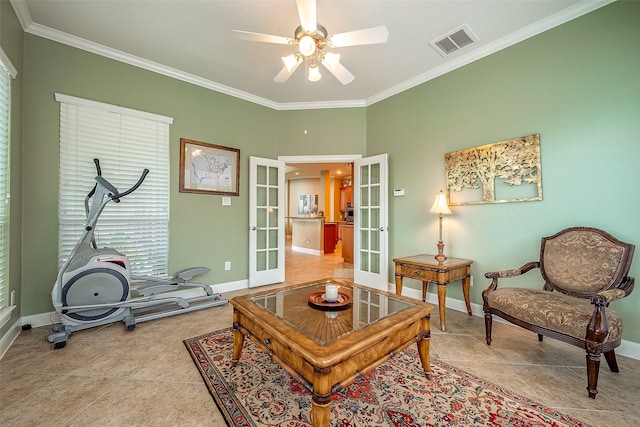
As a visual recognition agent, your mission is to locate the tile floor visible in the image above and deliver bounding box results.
[1,242,638,426]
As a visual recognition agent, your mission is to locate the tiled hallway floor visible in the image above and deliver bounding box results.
[1,243,638,426]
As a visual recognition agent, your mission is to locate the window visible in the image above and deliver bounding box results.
[0,48,16,325]
[56,94,173,276]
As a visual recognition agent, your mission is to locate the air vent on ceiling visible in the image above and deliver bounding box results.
[430,24,478,57]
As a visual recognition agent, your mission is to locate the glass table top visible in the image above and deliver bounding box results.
[250,279,414,345]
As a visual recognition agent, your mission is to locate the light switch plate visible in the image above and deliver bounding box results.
[222,197,231,206]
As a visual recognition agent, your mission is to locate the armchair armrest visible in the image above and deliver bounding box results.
[592,276,635,305]
[482,262,540,309]
[484,261,540,280]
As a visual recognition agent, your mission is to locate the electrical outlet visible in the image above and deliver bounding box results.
[470,276,474,287]
[224,261,231,271]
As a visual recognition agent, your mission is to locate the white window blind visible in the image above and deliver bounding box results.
[0,51,14,310]
[56,93,173,276]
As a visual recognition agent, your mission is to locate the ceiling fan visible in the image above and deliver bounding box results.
[233,0,389,85]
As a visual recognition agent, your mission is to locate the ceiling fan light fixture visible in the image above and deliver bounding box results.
[298,35,317,57]
[308,63,321,81]
[320,52,340,70]
[282,54,302,72]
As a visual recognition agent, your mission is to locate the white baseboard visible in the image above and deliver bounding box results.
[394,283,640,361]
[0,318,22,360]
[291,245,322,256]
[212,279,250,293]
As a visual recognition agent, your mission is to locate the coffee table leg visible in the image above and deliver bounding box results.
[231,329,245,367]
[231,310,245,367]
[417,329,432,380]
[311,395,331,427]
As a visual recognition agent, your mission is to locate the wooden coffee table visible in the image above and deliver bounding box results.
[230,278,433,427]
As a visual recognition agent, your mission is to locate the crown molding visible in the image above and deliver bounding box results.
[22,22,284,110]
[12,0,615,111]
[9,0,32,30]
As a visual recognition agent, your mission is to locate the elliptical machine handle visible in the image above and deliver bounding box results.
[110,169,150,202]
[86,158,104,199]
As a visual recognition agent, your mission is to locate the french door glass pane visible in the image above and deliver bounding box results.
[257,230,266,250]
[370,186,380,206]
[257,252,266,271]
[257,165,267,185]
[257,208,267,227]
[269,187,278,206]
[370,163,380,184]
[268,249,278,269]
[370,208,380,228]
[268,207,278,226]
[370,252,380,274]
[360,208,369,228]
[257,186,267,206]
[360,251,369,271]
[360,164,369,185]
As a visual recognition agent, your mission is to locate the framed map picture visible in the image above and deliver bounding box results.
[179,138,240,196]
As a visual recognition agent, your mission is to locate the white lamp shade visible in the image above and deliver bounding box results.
[321,52,341,70]
[282,54,301,72]
[308,63,322,81]
[298,35,317,57]
[429,191,452,215]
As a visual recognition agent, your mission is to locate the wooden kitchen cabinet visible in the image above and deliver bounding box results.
[339,186,352,212]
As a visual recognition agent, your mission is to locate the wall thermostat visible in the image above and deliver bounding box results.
[393,188,405,197]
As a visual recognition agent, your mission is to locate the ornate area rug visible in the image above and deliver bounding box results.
[184,328,587,427]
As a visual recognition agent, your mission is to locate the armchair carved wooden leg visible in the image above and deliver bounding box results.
[484,313,493,345]
[603,350,619,373]
[586,349,602,399]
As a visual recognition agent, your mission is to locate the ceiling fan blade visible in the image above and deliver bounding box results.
[233,30,292,45]
[329,26,389,47]
[321,61,355,85]
[274,60,303,83]
[296,0,316,32]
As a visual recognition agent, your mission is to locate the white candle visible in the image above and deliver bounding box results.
[325,284,339,302]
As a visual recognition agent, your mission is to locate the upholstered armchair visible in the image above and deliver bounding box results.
[482,227,635,398]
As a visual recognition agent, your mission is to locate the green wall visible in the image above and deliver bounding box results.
[277,108,367,156]
[367,1,640,342]
[1,0,24,337]
[3,1,639,346]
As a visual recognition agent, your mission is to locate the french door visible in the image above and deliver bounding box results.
[353,154,389,290]
[248,157,285,287]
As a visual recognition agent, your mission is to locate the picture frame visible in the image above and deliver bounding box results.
[179,138,240,196]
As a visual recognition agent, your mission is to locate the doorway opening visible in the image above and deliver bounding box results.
[280,154,362,281]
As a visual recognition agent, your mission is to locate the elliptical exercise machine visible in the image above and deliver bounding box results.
[48,159,228,349]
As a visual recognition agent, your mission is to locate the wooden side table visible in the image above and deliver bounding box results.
[393,254,473,331]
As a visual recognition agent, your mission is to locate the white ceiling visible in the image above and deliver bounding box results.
[13,0,612,110]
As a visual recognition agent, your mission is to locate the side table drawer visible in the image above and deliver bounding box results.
[398,265,438,282]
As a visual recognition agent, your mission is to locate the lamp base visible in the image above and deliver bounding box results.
[435,241,447,264]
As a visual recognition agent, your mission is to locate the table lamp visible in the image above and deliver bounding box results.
[429,190,452,264]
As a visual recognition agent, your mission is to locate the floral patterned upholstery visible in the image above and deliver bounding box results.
[542,230,627,295]
[486,287,623,343]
